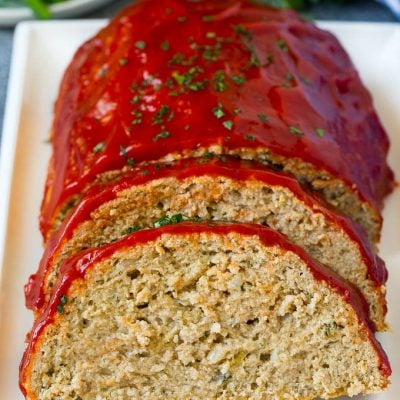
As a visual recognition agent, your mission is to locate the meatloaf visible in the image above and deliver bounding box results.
[26,158,388,330]
[20,223,391,400]
[39,0,394,243]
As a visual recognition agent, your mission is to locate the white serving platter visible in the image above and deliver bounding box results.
[0,0,114,27]
[0,20,399,399]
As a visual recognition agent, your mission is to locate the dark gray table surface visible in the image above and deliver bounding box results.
[0,0,397,145]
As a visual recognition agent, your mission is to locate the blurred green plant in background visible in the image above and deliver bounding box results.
[0,0,351,19]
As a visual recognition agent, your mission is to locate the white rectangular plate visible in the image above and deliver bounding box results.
[0,20,399,400]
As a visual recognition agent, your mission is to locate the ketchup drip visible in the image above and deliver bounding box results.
[27,157,388,312]
[40,0,394,239]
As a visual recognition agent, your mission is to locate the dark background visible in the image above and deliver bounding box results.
[0,0,398,137]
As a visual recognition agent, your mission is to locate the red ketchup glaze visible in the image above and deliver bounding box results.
[40,0,394,239]
[19,222,391,396]
[26,157,388,312]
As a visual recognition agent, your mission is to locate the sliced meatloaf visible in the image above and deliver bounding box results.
[20,223,390,400]
[39,0,394,243]
[26,158,388,330]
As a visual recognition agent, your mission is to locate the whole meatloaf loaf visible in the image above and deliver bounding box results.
[39,0,394,243]
[26,158,388,330]
[20,223,391,400]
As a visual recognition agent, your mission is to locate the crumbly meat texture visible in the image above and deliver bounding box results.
[23,232,388,400]
[45,175,386,329]
[50,149,381,244]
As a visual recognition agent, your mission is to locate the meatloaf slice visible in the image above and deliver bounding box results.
[20,223,390,400]
[39,0,394,243]
[26,158,388,330]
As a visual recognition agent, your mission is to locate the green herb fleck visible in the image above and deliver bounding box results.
[93,142,105,153]
[57,295,68,314]
[125,226,141,234]
[135,40,146,50]
[249,52,260,67]
[153,131,171,142]
[234,108,242,115]
[177,16,187,22]
[119,58,128,66]
[315,128,325,138]
[127,157,135,166]
[99,67,108,78]
[289,126,303,136]
[300,76,312,86]
[160,40,170,51]
[234,24,251,38]
[206,32,216,39]
[224,136,231,141]
[172,71,186,85]
[245,134,255,141]
[154,214,184,228]
[213,70,229,92]
[257,114,268,123]
[202,15,214,22]
[212,104,225,119]
[140,170,149,176]
[154,163,161,170]
[120,145,128,158]
[276,39,288,52]
[223,120,233,131]
[231,75,246,85]
[131,95,141,105]
[266,54,274,64]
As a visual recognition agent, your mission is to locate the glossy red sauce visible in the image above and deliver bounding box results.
[26,157,387,312]
[40,0,394,239]
[20,222,391,396]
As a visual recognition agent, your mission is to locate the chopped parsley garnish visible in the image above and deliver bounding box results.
[212,104,225,119]
[131,95,141,105]
[249,51,260,67]
[245,134,255,141]
[154,163,161,170]
[99,67,108,78]
[127,158,135,166]
[206,32,216,39]
[120,145,128,158]
[257,114,268,123]
[135,40,146,50]
[93,142,105,153]
[119,58,128,66]
[233,24,251,38]
[300,76,312,86]
[276,39,289,52]
[160,40,170,51]
[201,43,222,62]
[234,108,242,115]
[172,71,186,85]
[266,54,274,64]
[202,15,214,22]
[224,136,231,141]
[153,131,171,141]
[139,170,149,176]
[57,295,68,314]
[154,214,184,228]
[289,126,303,135]
[223,120,233,131]
[231,75,246,85]
[315,128,325,137]
[125,226,141,234]
[286,73,294,80]
[213,70,229,92]
[177,16,187,22]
